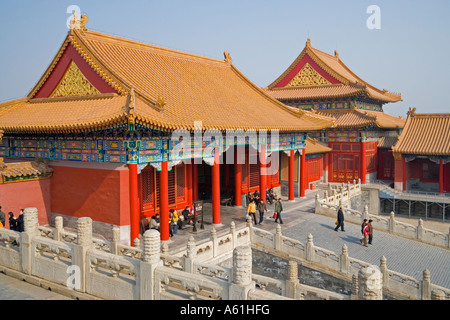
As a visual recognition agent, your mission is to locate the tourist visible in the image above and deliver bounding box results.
[150,214,160,231]
[169,210,177,235]
[360,221,369,247]
[368,219,373,245]
[247,200,257,225]
[361,219,367,235]
[257,199,267,225]
[246,192,254,206]
[16,209,24,232]
[181,206,192,224]
[253,190,260,201]
[334,207,345,232]
[274,198,283,224]
[8,212,17,231]
[268,188,275,204]
[0,206,5,228]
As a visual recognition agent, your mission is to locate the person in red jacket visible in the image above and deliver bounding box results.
[360,221,369,247]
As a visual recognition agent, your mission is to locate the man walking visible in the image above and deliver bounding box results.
[334,207,345,232]
[274,198,283,224]
[257,199,267,225]
[368,219,374,245]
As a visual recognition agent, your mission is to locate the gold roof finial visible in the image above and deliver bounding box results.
[224,51,232,65]
[407,107,416,118]
[306,38,311,47]
[334,50,339,59]
[70,13,89,31]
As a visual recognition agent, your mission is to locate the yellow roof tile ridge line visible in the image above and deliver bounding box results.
[27,36,71,99]
[266,46,309,89]
[70,29,129,95]
[328,48,402,102]
[229,64,334,130]
[391,115,412,153]
[84,29,227,66]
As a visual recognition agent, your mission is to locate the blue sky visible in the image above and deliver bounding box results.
[0,0,449,117]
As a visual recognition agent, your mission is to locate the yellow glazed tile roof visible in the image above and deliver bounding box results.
[0,159,53,183]
[0,95,128,133]
[266,39,402,103]
[314,109,405,129]
[304,137,331,155]
[392,113,450,156]
[0,22,334,134]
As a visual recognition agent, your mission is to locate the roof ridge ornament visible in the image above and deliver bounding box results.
[334,50,339,59]
[70,12,88,31]
[407,107,416,118]
[224,51,232,65]
[306,38,311,47]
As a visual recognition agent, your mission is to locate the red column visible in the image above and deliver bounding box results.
[212,149,221,225]
[192,163,198,201]
[260,145,267,203]
[439,159,444,194]
[234,150,242,207]
[289,149,295,200]
[403,157,407,191]
[360,142,367,184]
[300,150,306,197]
[129,163,140,246]
[159,161,169,241]
[186,162,193,207]
[393,153,403,192]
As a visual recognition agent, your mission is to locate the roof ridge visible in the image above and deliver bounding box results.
[83,29,227,66]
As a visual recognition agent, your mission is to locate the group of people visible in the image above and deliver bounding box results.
[0,206,25,232]
[149,206,196,237]
[246,189,284,225]
[246,188,276,205]
[334,207,373,246]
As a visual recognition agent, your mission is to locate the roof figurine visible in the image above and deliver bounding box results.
[69,12,89,31]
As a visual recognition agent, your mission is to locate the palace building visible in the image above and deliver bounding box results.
[392,110,450,194]
[0,15,334,243]
[265,39,406,185]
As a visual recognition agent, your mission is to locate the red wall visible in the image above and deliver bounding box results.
[50,164,130,226]
[0,178,51,227]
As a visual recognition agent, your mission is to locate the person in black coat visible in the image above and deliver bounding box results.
[8,212,17,231]
[16,209,25,232]
[334,207,345,232]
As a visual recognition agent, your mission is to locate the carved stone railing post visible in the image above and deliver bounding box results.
[229,246,254,300]
[417,219,424,241]
[54,216,63,241]
[350,274,359,300]
[306,234,314,262]
[286,260,299,299]
[389,212,396,233]
[363,205,369,222]
[340,244,349,273]
[140,229,161,300]
[421,269,431,300]
[380,256,388,288]
[20,208,39,275]
[184,236,197,274]
[211,228,218,258]
[111,227,120,255]
[230,221,237,249]
[448,227,450,249]
[358,265,383,300]
[73,217,93,292]
[274,224,282,251]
